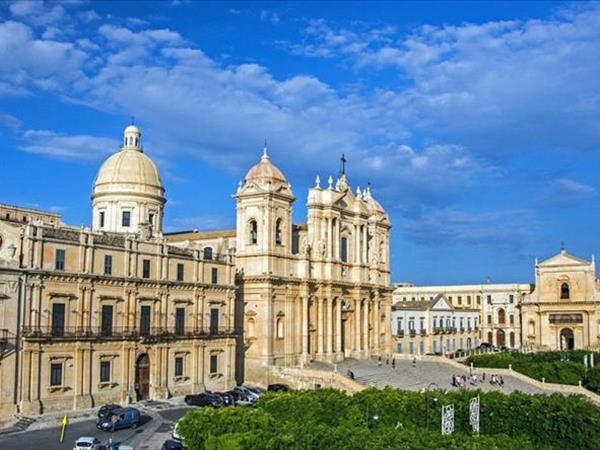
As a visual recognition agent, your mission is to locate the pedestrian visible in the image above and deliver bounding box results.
[378,356,382,367]
[500,376,504,387]
[412,357,416,368]
[134,382,141,402]
[386,357,389,365]
[392,359,396,369]
[483,372,486,381]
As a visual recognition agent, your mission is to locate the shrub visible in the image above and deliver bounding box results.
[178,388,600,450]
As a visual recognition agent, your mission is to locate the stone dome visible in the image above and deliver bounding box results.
[94,149,163,194]
[91,125,165,234]
[245,147,287,186]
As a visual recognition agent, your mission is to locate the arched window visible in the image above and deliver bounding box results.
[509,332,515,347]
[275,219,282,245]
[560,282,570,299]
[340,237,348,262]
[203,247,213,260]
[247,318,255,338]
[249,220,258,245]
[276,317,284,339]
[498,308,506,324]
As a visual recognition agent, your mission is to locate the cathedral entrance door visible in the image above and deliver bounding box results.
[135,353,150,401]
[496,330,505,348]
[560,328,575,350]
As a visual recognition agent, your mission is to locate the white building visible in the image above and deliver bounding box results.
[391,294,479,355]
[393,283,532,349]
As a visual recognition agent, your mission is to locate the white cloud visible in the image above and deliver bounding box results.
[9,0,66,27]
[19,130,119,160]
[260,10,280,24]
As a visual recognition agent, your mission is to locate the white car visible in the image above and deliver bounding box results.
[73,437,102,450]
[172,420,182,441]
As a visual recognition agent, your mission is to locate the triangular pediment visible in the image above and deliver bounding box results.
[431,294,453,310]
[538,251,591,268]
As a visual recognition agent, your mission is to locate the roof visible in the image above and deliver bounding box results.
[244,149,287,186]
[94,148,163,192]
[165,229,236,241]
[537,249,591,267]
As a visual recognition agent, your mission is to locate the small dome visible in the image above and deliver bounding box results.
[245,146,287,186]
[124,124,140,134]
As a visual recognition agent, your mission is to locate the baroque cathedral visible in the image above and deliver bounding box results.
[0,125,392,417]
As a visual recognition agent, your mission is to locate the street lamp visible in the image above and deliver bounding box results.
[425,382,439,431]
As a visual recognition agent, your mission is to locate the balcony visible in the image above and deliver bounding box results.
[409,329,416,337]
[22,326,240,341]
[420,329,427,336]
[397,330,405,338]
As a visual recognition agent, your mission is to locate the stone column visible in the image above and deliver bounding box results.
[374,300,380,352]
[326,298,333,355]
[354,299,361,352]
[302,296,309,361]
[317,298,324,355]
[363,301,369,354]
[336,300,342,356]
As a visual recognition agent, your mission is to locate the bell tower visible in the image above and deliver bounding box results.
[235,144,295,276]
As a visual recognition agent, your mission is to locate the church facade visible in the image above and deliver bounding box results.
[521,250,600,351]
[0,125,392,418]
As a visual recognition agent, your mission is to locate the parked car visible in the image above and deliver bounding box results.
[267,383,290,392]
[161,440,185,450]
[184,392,223,407]
[96,407,141,431]
[233,386,260,402]
[244,384,266,394]
[214,391,235,407]
[97,404,122,419]
[74,437,103,450]
[172,419,182,441]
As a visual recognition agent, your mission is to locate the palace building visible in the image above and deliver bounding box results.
[0,125,392,418]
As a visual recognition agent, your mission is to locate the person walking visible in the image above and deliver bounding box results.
[412,357,416,368]
[378,356,383,367]
[392,359,396,369]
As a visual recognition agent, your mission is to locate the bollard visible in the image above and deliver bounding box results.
[542,377,545,383]
[579,380,582,387]
[509,364,512,371]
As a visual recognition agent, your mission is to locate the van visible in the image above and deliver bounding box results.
[96,407,141,431]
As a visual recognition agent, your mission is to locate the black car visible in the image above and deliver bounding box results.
[161,440,185,450]
[267,383,291,392]
[97,403,122,419]
[184,393,223,407]
[216,392,235,407]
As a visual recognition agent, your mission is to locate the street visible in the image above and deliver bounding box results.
[0,407,191,450]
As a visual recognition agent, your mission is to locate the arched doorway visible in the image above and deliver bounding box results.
[560,328,575,350]
[135,353,150,401]
[466,337,472,350]
[496,330,505,348]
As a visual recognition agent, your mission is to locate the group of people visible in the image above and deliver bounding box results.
[377,355,397,369]
[451,372,505,388]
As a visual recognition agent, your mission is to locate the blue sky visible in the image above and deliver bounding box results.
[2,1,600,285]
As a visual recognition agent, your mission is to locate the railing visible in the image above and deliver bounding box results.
[396,330,405,338]
[21,326,240,340]
[420,329,427,336]
[409,329,416,337]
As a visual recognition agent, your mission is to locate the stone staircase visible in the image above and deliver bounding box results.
[0,415,35,435]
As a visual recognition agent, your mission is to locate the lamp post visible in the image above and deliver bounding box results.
[425,382,439,430]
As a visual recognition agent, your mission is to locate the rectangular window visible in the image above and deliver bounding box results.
[211,267,218,284]
[467,295,471,304]
[176,263,184,282]
[396,318,403,334]
[409,342,414,354]
[396,343,403,353]
[99,211,105,228]
[142,259,151,279]
[140,305,151,335]
[51,303,65,337]
[101,305,113,336]
[149,213,155,226]
[487,295,492,305]
[175,307,185,335]
[104,254,112,275]
[340,237,348,263]
[210,354,218,374]
[100,361,111,383]
[487,314,492,325]
[122,211,131,227]
[50,363,62,387]
[477,295,481,305]
[419,341,425,355]
[175,356,184,377]
[457,296,462,305]
[509,294,514,304]
[210,308,219,333]
[55,249,65,271]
